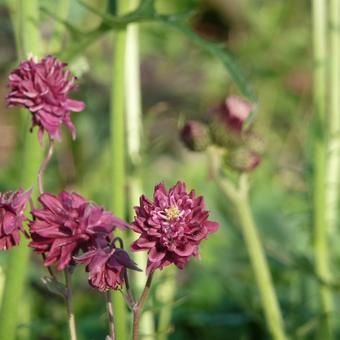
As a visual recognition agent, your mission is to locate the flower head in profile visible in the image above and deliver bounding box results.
[29,192,128,270]
[75,239,140,291]
[0,189,31,250]
[131,182,219,274]
[7,55,85,143]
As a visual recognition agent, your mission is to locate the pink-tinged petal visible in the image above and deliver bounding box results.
[39,193,64,214]
[65,99,85,112]
[173,243,196,257]
[3,213,17,234]
[206,221,219,233]
[134,236,156,248]
[12,189,31,212]
[148,247,166,262]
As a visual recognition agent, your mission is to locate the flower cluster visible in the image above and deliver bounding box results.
[131,182,219,274]
[7,56,85,143]
[181,95,264,172]
[3,55,220,295]
[0,189,31,250]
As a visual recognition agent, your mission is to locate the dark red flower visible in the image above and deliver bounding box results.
[7,55,85,143]
[75,241,140,291]
[29,192,128,270]
[131,182,219,274]
[0,189,31,250]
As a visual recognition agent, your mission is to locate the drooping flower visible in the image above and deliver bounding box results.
[6,55,85,143]
[29,192,128,270]
[131,182,219,274]
[75,240,140,291]
[0,189,31,250]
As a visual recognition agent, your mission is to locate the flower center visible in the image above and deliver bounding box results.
[164,206,180,220]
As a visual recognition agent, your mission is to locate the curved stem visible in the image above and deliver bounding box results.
[106,291,116,340]
[132,273,154,340]
[219,175,286,340]
[38,139,54,194]
[64,268,77,340]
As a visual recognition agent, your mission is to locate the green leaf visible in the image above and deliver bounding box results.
[160,20,257,102]
[41,276,66,298]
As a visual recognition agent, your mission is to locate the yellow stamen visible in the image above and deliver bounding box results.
[165,206,180,220]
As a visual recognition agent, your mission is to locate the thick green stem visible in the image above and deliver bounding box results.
[312,0,333,338]
[0,1,43,339]
[125,0,155,337]
[220,176,287,340]
[110,0,129,339]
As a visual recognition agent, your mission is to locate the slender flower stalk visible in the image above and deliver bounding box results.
[110,0,130,338]
[64,268,77,340]
[312,0,334,338]
[38,140,55,194]
[106,291,116,340]
[132,273,154,340]
[218,175,286,340]
[0,1,43,339]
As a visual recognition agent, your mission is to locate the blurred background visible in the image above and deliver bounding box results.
[0,0,325,339]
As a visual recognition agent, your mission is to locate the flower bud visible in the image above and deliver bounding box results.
[224,147,261,172]
[180,120,211,152]
[223,96,253,131]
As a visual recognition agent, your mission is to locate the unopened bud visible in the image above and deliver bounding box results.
[224,147,261,172]
[180,121,211,152]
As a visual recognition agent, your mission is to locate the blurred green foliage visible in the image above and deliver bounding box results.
[0,0,336,339]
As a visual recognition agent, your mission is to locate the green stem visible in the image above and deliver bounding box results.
[106,291,116,340]
[49,0,70,53]
[64,268,77,340]
[0,1,43,339]
[312,0,333,338]
[219,175,287,340]
[110,0,130,338]
[125,0,155,337]
[132,273,154,340]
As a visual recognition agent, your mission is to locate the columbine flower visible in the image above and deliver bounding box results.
[0,189,31,250]
[131,182,219,274]
[75,241,140,291]
[29,192,128,270]
[7,55,85,143]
